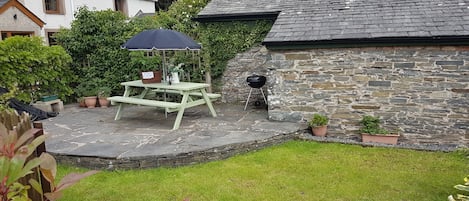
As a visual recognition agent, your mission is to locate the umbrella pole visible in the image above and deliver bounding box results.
[163,50,166,82]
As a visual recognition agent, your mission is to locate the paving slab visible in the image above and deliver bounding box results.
[40,103,304,169]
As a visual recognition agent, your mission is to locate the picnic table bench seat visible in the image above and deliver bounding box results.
[107,96,181,108]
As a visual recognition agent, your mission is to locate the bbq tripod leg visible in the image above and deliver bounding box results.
[244,88,253,111]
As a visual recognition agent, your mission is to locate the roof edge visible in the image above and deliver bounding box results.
[0,0,45,27]
[193,11,280,22]
[262,36,469,50]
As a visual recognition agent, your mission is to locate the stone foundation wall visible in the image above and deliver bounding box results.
[222,45,469,146]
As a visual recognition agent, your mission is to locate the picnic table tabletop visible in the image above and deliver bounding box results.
[121,80,210,91]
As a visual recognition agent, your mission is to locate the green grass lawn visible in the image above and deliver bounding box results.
[57,141,468,201]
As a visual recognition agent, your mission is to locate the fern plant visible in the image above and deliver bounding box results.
[449,175,469,201]
[308,114,329,128]
[359,115,390,135]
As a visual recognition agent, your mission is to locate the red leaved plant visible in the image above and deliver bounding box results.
[0,121,98,201]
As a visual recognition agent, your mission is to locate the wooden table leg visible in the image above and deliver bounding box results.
[201,88,217,117]
[172,92,190,130]
[115,86,132,120]
[115,103,123,120]
[138,88,150,99]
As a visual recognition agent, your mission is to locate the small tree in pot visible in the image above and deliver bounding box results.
[360,115,399,145]
[308,113,329,137]
[76,79,99,108]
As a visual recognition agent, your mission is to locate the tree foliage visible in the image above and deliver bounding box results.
[0,36,74,103]
[54,7,135,95]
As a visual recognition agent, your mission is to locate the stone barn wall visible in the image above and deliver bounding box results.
[222,46,270,104]
[222,45,469,146]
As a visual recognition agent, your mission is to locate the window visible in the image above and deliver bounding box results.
[44,0,64,14]
[155,0,175,12]
[114,0,128,16]
[46,31,58,46]
[1,31,34,40]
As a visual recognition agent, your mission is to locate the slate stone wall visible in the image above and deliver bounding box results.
[222,45,469,146]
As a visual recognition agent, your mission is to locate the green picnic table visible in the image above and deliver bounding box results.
[107,80,220,130]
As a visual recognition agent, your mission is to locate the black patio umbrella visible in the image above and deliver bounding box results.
[122,28,202,81]
[122,29,201,51]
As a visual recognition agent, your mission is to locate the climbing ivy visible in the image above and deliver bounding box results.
[198,20,273,81]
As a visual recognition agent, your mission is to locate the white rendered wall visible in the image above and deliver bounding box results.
[21,0,155,39]
[127,0,156,17]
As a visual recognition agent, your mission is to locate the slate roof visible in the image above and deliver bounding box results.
[196,0,469,47]
[197,0,282,16]
[0,0,9,7]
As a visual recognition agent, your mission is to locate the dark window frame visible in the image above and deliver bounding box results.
[1,31,34,40]
[114,0,128,16]
[44,0,64,15]
[46,30,58,46]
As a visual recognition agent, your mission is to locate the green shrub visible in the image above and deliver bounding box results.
[0,36,74,103]
[55,7,133,96]
[75,78,100,97]
[97,86,112,98]
[359,115,390,135]
[308,114,329,128]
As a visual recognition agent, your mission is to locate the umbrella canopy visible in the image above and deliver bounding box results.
[122,29,201,51]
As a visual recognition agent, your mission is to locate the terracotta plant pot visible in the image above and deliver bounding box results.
[311,125,327,137]
[98,97,109,108]
[78,98,86,107]
[361,133,400,145]
[84,96,97,108]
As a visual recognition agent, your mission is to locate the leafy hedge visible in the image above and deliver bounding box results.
[0,36,74,104]
[54,7,136,96]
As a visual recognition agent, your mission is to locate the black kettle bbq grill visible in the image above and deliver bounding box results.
[244,74,268,110]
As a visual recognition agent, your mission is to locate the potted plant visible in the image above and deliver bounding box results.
[308,113,329,137]
[76,80,99,109]
[97,86,111,108]
[359,115,399,145]
[74,85,87,107]
[77,97,86,107]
